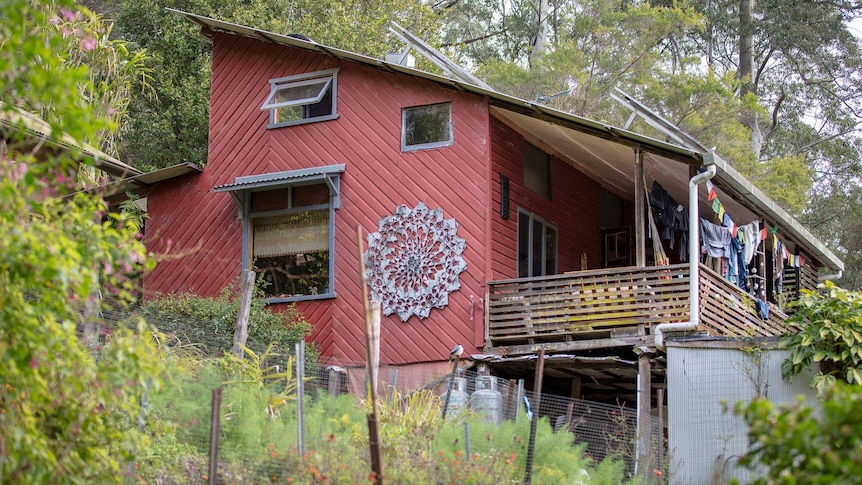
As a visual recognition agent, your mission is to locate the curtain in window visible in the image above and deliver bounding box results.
[253,209,329,257]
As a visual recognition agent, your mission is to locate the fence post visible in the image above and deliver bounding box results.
[357,225,384,484]
[464,421,471,461]
[231,270,255,358]
[208,388,222,485]
[524,348,546,485]
[296,340,305,457]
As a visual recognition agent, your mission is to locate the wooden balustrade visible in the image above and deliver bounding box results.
[486,263,798,355]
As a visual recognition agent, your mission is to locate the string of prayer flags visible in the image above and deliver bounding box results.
[700,175,805,269]
[706,179,718,201]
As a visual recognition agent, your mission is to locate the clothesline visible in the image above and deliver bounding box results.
[703,177,806,269]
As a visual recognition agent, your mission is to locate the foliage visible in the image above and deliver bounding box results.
[139,357,634,484]
[1,0,108,145]
[782,282,862,395]
[0,1,164,482]
[804,186,862,290]
[142,279,312,357]
[477,1,702,118]
[733,383,862,485]
[51,6,151,159]
[222,344,304,417]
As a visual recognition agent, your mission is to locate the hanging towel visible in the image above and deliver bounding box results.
[739,221,760,265]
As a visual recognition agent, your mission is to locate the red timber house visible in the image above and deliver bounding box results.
[140,11,842,408]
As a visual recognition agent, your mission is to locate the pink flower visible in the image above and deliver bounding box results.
[29,358,38,369]
[60,8,75,22]
[81,36,96,52]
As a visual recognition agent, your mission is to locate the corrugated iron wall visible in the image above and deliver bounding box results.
[666,343,819,484]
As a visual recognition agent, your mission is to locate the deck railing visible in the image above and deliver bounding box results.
[698,265,792,337]
[486,263,794,355]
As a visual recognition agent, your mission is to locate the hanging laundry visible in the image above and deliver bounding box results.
[700,218,732,260]
[675,206,689,261]
[755,298,769,320]
[649,181,678,240]
[732,235,748,291]
[739,221,760,265]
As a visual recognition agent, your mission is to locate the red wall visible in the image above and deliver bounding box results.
[145,34,490,366]
[489,117,604,280]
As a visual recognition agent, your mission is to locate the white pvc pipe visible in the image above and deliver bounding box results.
[818,269,843,282]
[655,163,717,350]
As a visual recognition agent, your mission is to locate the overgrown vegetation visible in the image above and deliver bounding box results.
[137,347,638,484]
[142,280,312,358]
[731,282,862,483]
[733,383,862,485]
[0,1,163,482]
[781,282,862,395]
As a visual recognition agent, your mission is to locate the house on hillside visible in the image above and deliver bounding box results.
[138,10,840,456]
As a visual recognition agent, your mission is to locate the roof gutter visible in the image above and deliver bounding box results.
[655,159,717,351]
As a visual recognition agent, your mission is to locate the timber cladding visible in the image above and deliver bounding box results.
[489,117,604,280]
[145,33,492,365]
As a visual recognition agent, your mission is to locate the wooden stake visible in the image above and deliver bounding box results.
[636,350,653,480]
[207,388,222,485]
[357,226,384,484]
[231,269,255,358]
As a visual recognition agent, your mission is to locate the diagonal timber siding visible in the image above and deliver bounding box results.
[145,34,490,366]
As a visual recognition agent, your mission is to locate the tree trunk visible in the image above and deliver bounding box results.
[530,0,550,67]
[738,0,763,158]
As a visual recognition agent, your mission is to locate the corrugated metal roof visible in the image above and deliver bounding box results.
[0,104,142,178]
[213,164,346,192]
[69,162,203,202]
[169,9,843,272]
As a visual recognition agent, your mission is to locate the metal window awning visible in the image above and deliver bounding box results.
[214,164,345,209]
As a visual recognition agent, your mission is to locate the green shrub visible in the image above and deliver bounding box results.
[782,282,862,395]
[143,279,312,358]
[733,383,862,484]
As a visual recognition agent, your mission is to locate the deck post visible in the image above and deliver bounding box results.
[634,146,646,267]
[635,347,654,481]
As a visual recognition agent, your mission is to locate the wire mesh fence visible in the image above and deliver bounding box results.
[76,305,663,484]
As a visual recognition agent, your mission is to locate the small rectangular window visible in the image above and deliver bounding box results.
[261,68,338,128]
[402,102,452,151]
[524,141,551,199]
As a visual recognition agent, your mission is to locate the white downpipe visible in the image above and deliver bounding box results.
[655,163,717,351]
[819,269,843,282]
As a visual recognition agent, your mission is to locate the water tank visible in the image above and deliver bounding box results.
[441,377,469,417]
[470,375,503,424]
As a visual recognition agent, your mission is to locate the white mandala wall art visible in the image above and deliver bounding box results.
[365,202,467,321]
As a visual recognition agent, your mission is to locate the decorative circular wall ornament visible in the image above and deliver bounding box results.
[365,202,467,321]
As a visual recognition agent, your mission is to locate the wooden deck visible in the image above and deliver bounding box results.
[486,263,797,356]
